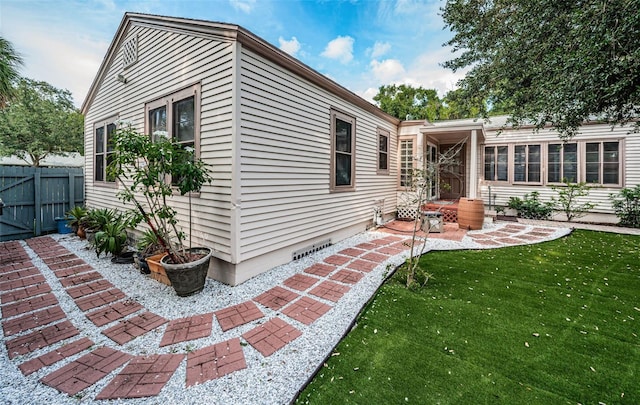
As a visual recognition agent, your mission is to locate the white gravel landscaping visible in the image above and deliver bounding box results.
[0,222,570,404]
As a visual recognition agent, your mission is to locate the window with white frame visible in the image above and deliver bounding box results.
[94,117,117,184]
[514,144,541,183]
[484,145,508,181]
[330,108,356,191]
[548,143,577,183]
[585,141,620,185]
[377,128,389,174]
[399,138,414,188]
[145,84,200,185]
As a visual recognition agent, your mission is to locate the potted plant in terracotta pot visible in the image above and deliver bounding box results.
[107,124,213,296]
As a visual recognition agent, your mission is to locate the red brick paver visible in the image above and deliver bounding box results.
[361,252,388,263]
[253,286,300,311]
[309,281,351,302]
[66,279,115,299]
[324,254,351,266]
[355,242,378,250]
[0,293,59,318]
[5,320,79,359]
[215,301,264,332]
[283,274,319,291]
[160,313,213,347]
[282,296,332,325]
[186,338,246,387]
[19,337,94,376]
[338,247,366,257]
[1,283,52,304]
[74,288,126,311]
[41,347,132,396]
[86,299,145,327]
[0,274,46,291]
[304,263,336,277]
[59,271,103,287]
[346,259,378,273]
[96,354,183,399]
[102,312,167,345]
[0,266,40,282]
[330,269,364,284]
[53,264,94,279]
[242,317,302,357]
[2,305,66,336]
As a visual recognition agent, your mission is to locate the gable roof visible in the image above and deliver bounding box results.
[81,12,399,125]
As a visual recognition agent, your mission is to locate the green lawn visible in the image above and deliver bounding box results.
[296,230,640,404]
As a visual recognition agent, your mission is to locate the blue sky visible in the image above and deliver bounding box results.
[0,0,466,107]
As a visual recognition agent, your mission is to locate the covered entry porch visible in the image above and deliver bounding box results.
[396,119,486,222]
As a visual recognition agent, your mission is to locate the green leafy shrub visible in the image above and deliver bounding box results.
[610,185,640,228]
[550,179,596,221]
[508,191,554,220]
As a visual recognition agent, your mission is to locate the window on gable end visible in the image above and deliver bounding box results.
[94,117,118,185]
[145,83,201,187]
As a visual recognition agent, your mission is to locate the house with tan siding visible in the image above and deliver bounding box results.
[82,13,636,285]
[81,13,400,285]
[399,116,636,224]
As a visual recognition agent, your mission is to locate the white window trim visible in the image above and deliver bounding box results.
[513,143,543,185]
[329,108,356,192]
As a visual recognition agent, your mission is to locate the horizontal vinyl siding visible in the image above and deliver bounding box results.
[84,24,235,260]
[480,123,638,214]
[238,48,397,261]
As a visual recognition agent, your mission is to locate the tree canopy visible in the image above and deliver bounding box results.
[373,84,507,121]
[0,78,84,166]
[373,84,444,121]
[442,0,640,139]
[0,37,23,108]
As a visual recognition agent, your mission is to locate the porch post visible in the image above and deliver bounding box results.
[469,129,478,198]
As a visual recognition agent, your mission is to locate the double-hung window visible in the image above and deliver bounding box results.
[145,84,200,185]
[484,145,508,181]
[514,144,541,183]
[585,141,620,185]
[548,143,577,183]
[94,117,117,184]
[377,128,390,174]
[330,109,356,191]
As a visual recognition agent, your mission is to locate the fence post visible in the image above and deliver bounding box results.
[68,171,75,211]
[34,168,41,236]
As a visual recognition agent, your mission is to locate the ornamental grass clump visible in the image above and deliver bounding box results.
[106,124,213,264]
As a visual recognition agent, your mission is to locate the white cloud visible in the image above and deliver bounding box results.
[278,36,301,57]
[370,59,406,83]
[360,87,380,104]
[369,41,391,59]
[229,0,256,14]
[321,36,354,64]
[398,47,468,97]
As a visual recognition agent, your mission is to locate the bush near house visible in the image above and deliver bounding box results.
[508,191,554,220]
[610,185,640,228]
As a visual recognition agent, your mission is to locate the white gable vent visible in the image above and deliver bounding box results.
[122,35,138,68]
[292,239,332,261]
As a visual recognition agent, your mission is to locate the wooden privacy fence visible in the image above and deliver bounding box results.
[0,166,84,241]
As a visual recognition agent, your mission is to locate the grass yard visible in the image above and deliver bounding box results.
[296,230,640,404]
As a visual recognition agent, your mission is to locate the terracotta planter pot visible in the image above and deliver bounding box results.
[161,248,212,297]
[146,253,170,285]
